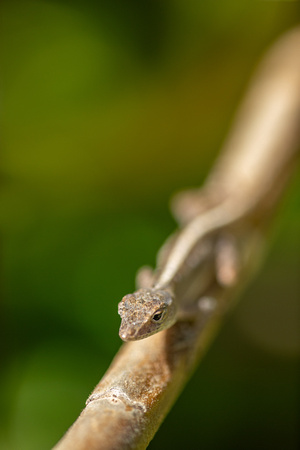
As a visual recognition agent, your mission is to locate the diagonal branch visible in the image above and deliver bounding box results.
[54,27,300,450]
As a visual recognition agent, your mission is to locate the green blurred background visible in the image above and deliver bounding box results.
[0,1,299,449]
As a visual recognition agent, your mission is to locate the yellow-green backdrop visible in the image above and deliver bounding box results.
[1,1,299,449]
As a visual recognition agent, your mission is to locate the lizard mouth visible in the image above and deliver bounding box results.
[118,322,139,341]
[119,328,144,342]
[119,321,156,341]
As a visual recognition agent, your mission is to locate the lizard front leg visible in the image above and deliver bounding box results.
[135,266,155,289]
[215,233,241,288]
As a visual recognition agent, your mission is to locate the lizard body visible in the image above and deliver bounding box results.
[118,28,300,341]
[118,195,256,341]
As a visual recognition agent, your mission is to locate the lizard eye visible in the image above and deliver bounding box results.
[151,310,165,323]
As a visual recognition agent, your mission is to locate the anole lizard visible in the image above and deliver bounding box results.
[118,28,300,341]
[118,195,257,341]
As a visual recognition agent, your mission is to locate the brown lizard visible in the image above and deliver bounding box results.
[118,28,300,341]
[118,197,256,341]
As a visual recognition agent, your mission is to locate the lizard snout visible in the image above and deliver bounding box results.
[119,320,141,341]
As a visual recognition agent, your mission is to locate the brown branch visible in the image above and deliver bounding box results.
[54,28,300,450]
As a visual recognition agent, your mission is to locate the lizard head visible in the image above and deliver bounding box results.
[118,288,177,341]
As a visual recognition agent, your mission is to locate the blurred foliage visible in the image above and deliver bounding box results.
[0,1,299,449]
